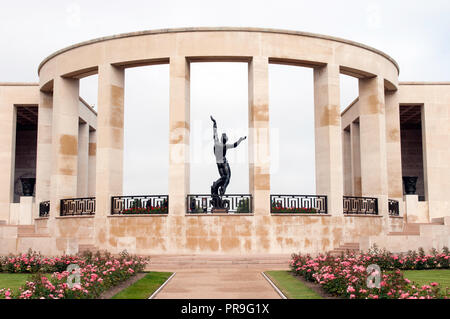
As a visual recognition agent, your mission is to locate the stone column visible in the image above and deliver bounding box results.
[350,121,362,196]
[0,93,16,223]
[35,91,53,218]
[359,76,389,217]
[50,77,80,222]
[77,123,89,197]
[88,129,97,196]
[385,90,403,201]
[168,56,190,216]
[342,128,352,195]
[248,56,270,216]
[313,64,343,216]
[95,64,125,247]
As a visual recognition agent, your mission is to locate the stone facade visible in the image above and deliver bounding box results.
[0,28,449,256]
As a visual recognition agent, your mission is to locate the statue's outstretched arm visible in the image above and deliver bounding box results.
[227,136,247,149]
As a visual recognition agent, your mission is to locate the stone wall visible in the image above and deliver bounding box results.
[398,84,450,220]
[53,214,389,255]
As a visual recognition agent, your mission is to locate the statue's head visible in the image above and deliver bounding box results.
[221,133,228,144]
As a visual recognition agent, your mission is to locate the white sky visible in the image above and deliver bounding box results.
[1,1,448,195]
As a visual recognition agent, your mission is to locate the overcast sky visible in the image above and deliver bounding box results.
[1,1,448,195]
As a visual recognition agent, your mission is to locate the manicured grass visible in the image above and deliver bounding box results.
[265,271,322,299]
[112,272,173,299]
[402,270,450,289]
[0,273,47,294]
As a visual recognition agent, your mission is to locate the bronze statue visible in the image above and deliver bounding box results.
[210,115,246,210]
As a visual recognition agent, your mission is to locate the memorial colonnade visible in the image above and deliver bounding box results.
[33,28,401,253]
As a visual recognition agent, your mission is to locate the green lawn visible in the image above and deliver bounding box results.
[112,272,173,299]
[402,270,450,289]
[265,271,322,299]
[0,273,49,295]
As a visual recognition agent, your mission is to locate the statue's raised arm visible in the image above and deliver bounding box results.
[227,136,247,149]
[211,115,218,142]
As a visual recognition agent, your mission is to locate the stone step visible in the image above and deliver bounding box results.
[147,254,291,268]
[17,225,35,235]
[35,228,50,235]
[149,260,290,266]
[150,259,290,264]
[17,233,50,238]
[328,242,360,256]
[431,217,445,225]
[328,250,357,257]
[388,231,420,236]
[404,222,441,229]
[149,255,290,261]
[339,244,359,248]
[390,222,444,236]
[78,244,97,253]
[338,242,359,248]
[149,256,291,260]
[333,247,359,251]
[146,263,290,270]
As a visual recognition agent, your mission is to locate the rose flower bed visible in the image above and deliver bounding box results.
[290,246,450,299]
[0,250,148,299]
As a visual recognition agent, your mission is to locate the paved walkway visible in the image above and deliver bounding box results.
[154,268,281,299]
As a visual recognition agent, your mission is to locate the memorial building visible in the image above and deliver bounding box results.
[0,28,449,256]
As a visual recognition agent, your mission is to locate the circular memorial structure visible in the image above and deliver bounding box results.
[26,28,407,254]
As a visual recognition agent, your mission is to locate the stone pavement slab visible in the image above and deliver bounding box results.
[154,268,281,299]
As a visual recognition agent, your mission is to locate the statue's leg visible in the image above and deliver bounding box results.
[218,164,228,195]
[221,163,231,195]
[211,179,220,195]
[212,163,227,207]
[216,176,226,193]
[212,163,223,195]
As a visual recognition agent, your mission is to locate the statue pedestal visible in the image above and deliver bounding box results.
[212,208,228,214]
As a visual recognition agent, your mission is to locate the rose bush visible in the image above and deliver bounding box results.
[290,246,450,299]
[1,250,84,273]
[0,250,148,299]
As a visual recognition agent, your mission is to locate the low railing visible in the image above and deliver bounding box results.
[60,197,96,216]
[270,195,327,214]
[187,194,252,214]
[111,195,168,215]
[388,199,400,216]
[343,196,378,215]
[39,201,50,217]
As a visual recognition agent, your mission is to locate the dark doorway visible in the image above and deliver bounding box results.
[13,106,38,202]
[400,105,425,200]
